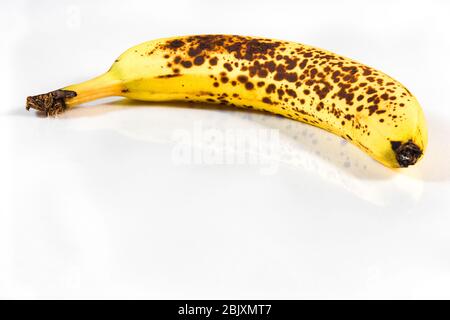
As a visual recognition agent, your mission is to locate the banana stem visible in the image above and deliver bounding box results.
[26,72,123,116]
[64,72,123,106]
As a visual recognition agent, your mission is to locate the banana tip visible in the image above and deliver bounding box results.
[391,140,422,168]
[26,90,77,116]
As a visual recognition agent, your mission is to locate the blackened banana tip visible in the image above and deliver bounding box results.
[392,140,422,167]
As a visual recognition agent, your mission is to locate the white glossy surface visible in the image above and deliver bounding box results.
[1,0,450,299]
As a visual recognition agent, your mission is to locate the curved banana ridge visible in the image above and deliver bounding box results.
[26,35,427,168]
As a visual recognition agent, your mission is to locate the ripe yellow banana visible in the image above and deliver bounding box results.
[26,34,427,168]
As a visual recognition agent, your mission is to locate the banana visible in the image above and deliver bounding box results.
[26,34,427,168]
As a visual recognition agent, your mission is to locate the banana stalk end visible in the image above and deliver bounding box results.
[26,90,77,116]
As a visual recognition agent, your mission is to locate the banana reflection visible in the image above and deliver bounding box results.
[62,101,424,206]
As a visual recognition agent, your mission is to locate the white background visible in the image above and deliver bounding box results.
[1,0,450,299]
